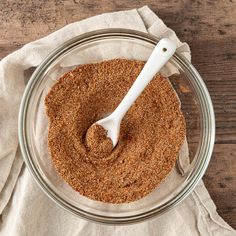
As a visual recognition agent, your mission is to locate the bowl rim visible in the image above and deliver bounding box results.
[18,28,215,224]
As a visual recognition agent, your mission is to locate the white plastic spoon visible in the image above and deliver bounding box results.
[95,38,176,147]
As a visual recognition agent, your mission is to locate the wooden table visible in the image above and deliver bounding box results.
[1,0,235,228]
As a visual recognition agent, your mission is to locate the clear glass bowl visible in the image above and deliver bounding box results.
[18,29,215,224]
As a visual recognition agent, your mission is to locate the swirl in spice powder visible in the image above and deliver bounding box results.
[45,59,186,203]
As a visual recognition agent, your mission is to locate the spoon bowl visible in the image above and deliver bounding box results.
[96,115,120,147]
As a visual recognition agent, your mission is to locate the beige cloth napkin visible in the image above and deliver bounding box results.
[0,6,235,236]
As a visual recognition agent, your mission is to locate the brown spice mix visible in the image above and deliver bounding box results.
[45,59,186,203]
[85,124,113,158]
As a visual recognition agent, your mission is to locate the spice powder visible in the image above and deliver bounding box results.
[45,59,186,204]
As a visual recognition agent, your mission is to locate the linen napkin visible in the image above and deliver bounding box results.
[0,6,235,236]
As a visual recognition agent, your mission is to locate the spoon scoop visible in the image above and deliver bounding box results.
[95,38,176,147]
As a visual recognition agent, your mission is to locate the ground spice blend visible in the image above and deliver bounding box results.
[45,59,186,204]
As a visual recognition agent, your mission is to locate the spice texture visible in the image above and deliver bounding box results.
[85,124,113,159]
[45,59,186,203]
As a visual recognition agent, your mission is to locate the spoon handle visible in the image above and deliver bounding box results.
[112,38,176,121]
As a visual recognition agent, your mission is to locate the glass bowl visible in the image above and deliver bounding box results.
[18,29,215,224]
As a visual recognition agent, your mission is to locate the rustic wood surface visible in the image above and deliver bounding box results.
[0,0,235,229]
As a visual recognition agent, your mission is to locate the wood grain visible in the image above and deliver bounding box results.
[0,0,235,229]
[204,144,236,227]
